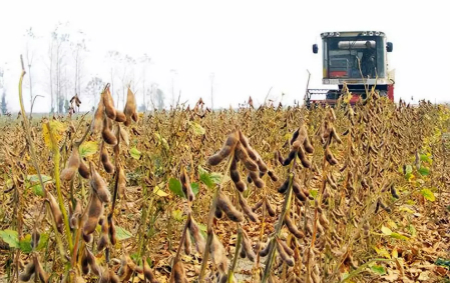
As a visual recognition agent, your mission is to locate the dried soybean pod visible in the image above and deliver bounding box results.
[209,233,229,274]
[284,214,305,239]
[100,142,114,174]
[91,99,105,134]
[241,230,256,261]
[268,170,279,182]
[188,217,206,254]
[47,192,64,234]
[303,135,315,154]
[238,192,258,222]
[208,130,239,165]
[89,162,111,203]
[230,169,240,183]
[102,116,118,145]
[124,88,137,126]
[114,110,127,123]
[108,215,118,245]
[235,142,258,171]
[390,185,399,198]
[214,205,223,219]
[83,193,103,236]
[252,200,263,212]
[143,260,159,283]
[31,230,40,248]
[173,260,187,283]
[289,128,300,145]
[102,86,116,120]
[217,192,244,222]
[265,199,276,217]
[331,127,343,144]
[70,200,82,229]
[184,232,192,255]
[325,147,338,165]
[33,256,49,283]
[259,239,272,257]
[97,218,109,252]
[99,269,111,283]
[61,145,81,181]
[118,257,133,281]
[283,150,297,166]
[109,270,121,283]
[180,168,195,202]
[234,180,247,192]
[277,179,289,194]
[278,239,294,256]
[297,146,311,168]
[276,239,295,267]
[78,158,90,179]
[81,249,89,275]
[19,261,35,282]
[85,248,101,276]
[292,181,307,202]
[119,126,130,146]
[117,166,127,198]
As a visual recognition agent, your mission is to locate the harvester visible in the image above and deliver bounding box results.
[305,31,395,108]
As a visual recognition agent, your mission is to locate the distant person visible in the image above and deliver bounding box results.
[362,41,376,78]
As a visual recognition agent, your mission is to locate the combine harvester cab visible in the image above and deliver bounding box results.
[305,31,395,108]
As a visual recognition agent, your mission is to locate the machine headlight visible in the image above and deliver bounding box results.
[369,31,374,36]
[375,31,380,36]
[329,32,334,36]
[335,32,340,37]
[324,79,330,84]
[362,32,368,36]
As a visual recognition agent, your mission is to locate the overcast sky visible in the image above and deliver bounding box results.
[1,0,449,113]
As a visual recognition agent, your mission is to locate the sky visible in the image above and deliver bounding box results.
[0,0,449,113]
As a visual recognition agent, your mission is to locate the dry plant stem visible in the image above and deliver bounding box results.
[46,122,74,250]
[227,226,243,283]
[198,150,235,282]
[169,214,191,283]
[261,171,295,283]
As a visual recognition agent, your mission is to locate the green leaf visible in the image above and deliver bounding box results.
[420,154,432,164]
[418,167,430,176]
[197,223,208,239]
[199,166,214,189]
[32,185,44,197]
[189,122,206,135]
[19,234,32,253]
[370,265,386,275]
[381,226,392,236]
[407,224,417,238]
[172,209,184,222]
[421,189,435,202]
[115,226,132,241]
[191,182,199,196]
[309,189,319,199]
[153,186,169,197]
[390,232,410,241]
[168,178,185,198]
[130,147,142,160]
[79,141,98,157]
[405,165,413,175]
[0,230,19,248]
[27,174,52,184]
[36,233,49,250]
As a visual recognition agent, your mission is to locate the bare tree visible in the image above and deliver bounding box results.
[85,77,104,107]
[24,27,37,111]
[0,67,7,115]
[139,54,152,112]
[71,30,88,99]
